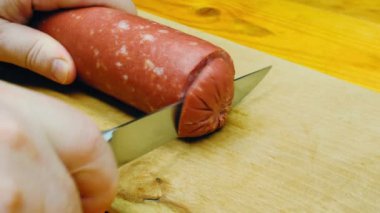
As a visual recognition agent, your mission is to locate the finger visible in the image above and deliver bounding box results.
[42,111,118,213]
[0,20,76,84]
[0,81,118,213]
[0,178,22,212]
[70,141,118,213]
[0,107,82,212]
[0,0,33,23]
[32,0,137,14]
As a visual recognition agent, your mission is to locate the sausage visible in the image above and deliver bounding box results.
[37,7,235,137]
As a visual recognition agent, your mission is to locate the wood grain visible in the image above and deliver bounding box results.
[133,0,380,92]
[1,1,379,211]
[289,0,380,23]
[110,11,380,212]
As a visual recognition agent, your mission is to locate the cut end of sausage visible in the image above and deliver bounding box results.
[178,55,234,137]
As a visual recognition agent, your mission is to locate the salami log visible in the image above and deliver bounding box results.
[38,7,235,137]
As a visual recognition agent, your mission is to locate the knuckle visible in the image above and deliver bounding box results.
[0,115,39,160]
[71,120,105,165]
[79,131,105,163]
[0,117,28,148]
[25,39,45,71]
[0,179,22,211]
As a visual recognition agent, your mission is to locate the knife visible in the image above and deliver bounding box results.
[103,66,271,165]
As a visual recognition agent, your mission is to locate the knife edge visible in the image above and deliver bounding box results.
[104,66,271,165]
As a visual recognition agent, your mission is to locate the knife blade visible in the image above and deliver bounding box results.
[103,66,271,165]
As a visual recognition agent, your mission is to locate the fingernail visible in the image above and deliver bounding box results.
[51,59,69,83]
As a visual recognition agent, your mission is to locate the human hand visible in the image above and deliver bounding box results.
[0,81,117,212]
[0,0,136,84]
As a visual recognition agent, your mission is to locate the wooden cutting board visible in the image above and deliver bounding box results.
[1,10,379,212]
[110,12,380,212]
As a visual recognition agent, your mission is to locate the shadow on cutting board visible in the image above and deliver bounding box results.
[0,62,145,119]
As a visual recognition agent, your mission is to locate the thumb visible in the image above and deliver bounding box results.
[0,19,75,84]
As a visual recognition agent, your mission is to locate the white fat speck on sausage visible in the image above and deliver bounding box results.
[93,49,100,57]
[153,67,164,76]
[137,25,150,29]
[140,34,155,43]
[117,20,130,30]
[158,29,169,34]
[115,61,123,67]
[144,59,164,76]
[117,45,128,55]
[74,15,82,20]
[144,59,155,70]
[122,74,128,81]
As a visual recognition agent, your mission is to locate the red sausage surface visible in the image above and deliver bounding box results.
[38,7,235,137]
